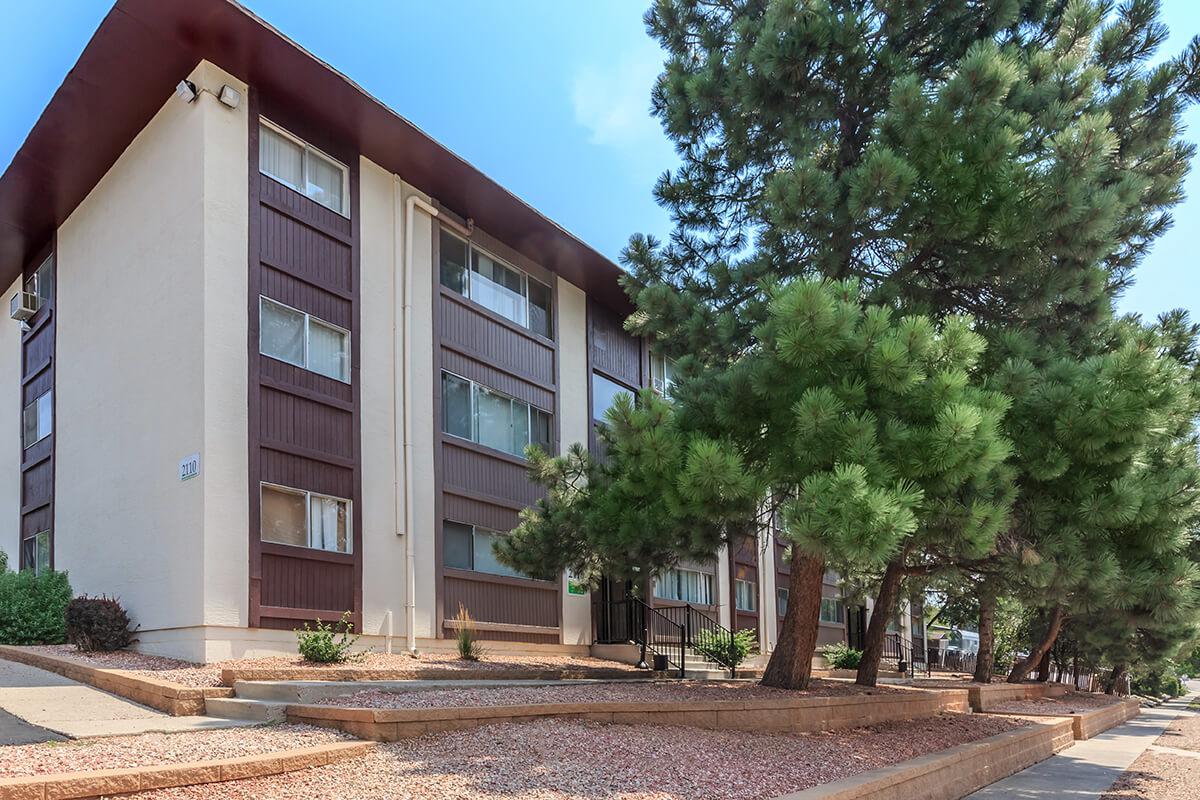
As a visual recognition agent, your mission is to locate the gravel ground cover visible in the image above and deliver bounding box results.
[19,646,642,689]
[113,714,1029,800]
[1154,706,1200,752]
[987,692,1123,714]
[0,725,351,777]
[1100,751,1200,799]
[316,679,907,709]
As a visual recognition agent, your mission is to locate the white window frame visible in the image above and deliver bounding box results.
[442,519,544,581]
[734,578,758,612]
[259,296,351,383]
[22,390,52,449]
[653,567,714,605]
[22,530,50,575]
[440,370,552,458]
[820,597,845,625]
[776,586,789,617]
[650,352,677,395]
[259,117,350,217]
[260,482,353,554]
[439,229,553,339]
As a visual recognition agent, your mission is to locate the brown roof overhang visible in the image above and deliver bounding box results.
[0,0,632,310]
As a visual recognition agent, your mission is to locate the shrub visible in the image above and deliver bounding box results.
[1131,665,1184,698]
[693,628,757,676]
[0,552,72,645]
[454,605,485,661]
[65,596,136,651]
[822,642,863,670]
[295,611,360,664]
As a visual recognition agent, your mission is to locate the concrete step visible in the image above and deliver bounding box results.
[205,697,288,722]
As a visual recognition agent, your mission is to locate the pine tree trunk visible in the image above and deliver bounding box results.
[972,590,996,684]
[1105,663,1127,695]
[1072,649,1080,691]
[1036,648,1051,682]
[1007,606,1065,683]
[856,556,906,687]
[761,550,825,690]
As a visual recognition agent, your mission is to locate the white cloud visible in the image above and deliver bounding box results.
[571,41,667,151]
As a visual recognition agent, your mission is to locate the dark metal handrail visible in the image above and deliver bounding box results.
[592,594,688,677]
[882,631,928,678]
[655,603,745,675]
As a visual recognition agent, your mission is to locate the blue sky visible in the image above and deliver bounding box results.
[0,1,1195,321]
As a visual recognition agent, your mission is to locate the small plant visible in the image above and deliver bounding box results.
[0,552,73,645]
[693,628,757,677]
[65,595,136,652]
[295,611,360,664]
[822,642,863,670]
[454,605,485,662]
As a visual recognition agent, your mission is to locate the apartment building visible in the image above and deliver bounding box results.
[0,0,917,666]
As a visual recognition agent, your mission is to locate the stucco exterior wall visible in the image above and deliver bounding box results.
[358,157,436,645]
[55,61,248,658]
[0,277,21,568]
[556,277,591,645]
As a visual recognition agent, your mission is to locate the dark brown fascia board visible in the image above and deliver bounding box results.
[0,0,633,312]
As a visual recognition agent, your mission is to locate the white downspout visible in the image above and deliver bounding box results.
[397,182,438,655]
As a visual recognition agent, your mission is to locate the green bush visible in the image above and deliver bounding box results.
[0,551,72,645]
[295,611,361,664]
[1131,666,1184,698]
[65,596,136,652]
[693,628,757,675]
[822,642,864,670]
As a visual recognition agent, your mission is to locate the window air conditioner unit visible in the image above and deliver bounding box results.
[9,292,39,322]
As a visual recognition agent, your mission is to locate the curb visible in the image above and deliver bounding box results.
[0,741,374,800]
[0,646,232,716]
[770,717,1075,800]
[286,689,970,741]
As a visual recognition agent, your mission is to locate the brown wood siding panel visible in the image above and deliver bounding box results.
[589,301,640,386]
[249,104,362,627]
[21,459,52,508]
[23,370,52,403]
[260,551,354,613]
[260,265,352,328]
[461,629,559,644]
[22,329,52,377]
[442,442,544,508]
[259,386,353,460]
[444,573,559,628]
[21,506,51,538]
[439,293,554,386]
[443,492,521,533]
[441,349,553,411]
[260,358,353,405]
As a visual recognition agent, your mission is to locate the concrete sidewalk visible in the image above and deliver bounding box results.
[965,693,1197,799]
[0,657,251,742]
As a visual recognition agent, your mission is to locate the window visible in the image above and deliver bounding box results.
[24,255,53,307]
[442,520,529,579]
[440,371,552,458]
[21,531,50,575]
[650,353,677,395]
[259,119,348,216]
[592,372,633,423]
[439,229,553,338]
[777,587,789,617]
[259,297,350,382]
[820,598,845,625]
[654,568,714,605]
[22,390,52,449]
[260,483,351,554]
[735,579,757,612]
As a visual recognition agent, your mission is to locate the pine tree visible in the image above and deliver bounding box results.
[627,0,1198,355]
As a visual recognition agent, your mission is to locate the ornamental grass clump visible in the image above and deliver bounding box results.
[296,611,361,664]
[455,604,485,662]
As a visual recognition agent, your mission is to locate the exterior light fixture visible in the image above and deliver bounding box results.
[175,80,198,103]
[218,85,242,109]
